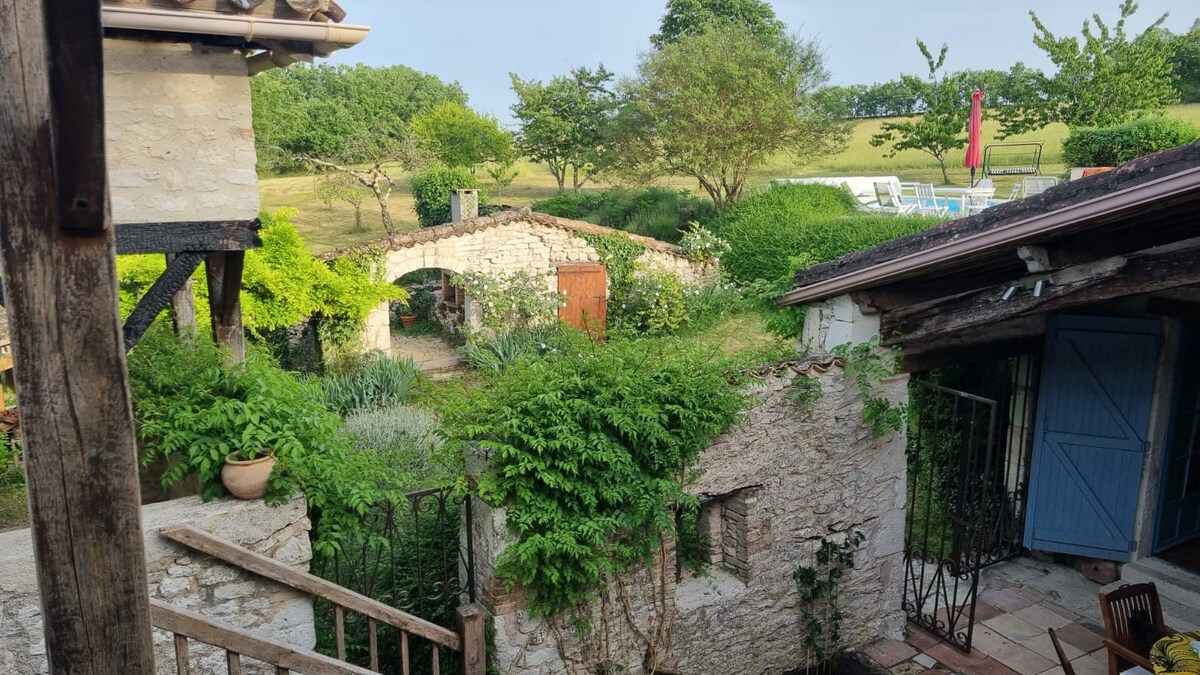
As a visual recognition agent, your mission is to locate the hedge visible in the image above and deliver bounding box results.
[1061,116,1200,168]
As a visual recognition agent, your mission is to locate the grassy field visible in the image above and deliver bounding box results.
[260,104,1200,253]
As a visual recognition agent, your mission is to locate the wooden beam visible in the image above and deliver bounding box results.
[150,601,376,675]
[159,524,464,650]
[122,251,205,350]
[114,219,261,255]
[0,0,156,670]
[169,253,199,340]
[884,245,1200,345]
[206,251,245,362]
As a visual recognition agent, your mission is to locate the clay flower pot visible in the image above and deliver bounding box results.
[399,314,418,329]
[221,453,276,500]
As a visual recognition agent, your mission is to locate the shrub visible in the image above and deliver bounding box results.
[460,325,588,373]
[1061,116,1200,167]
[318,353,419,414]
[714,184,860,284]
[442,337,746,617]
[678,222,730,265]
[342,404,456,490]
[618,268,690,336]
[451,269,564,335]
[682,280,744,333]
[532,188,717,243]
[409,165,490,227]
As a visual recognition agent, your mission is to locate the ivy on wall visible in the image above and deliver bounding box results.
[578,230,646,316]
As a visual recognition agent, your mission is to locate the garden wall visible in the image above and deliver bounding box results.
[104,38,260,225]
[471,367,908,674]
[0,496,315,674]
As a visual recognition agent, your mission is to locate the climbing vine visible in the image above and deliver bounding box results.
[793,531,865,672]
[579,231,646,317]
[830,340,907,437]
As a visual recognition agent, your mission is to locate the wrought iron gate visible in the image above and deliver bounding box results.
[902,356,1039,652]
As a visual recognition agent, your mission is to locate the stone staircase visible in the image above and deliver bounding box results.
[1102,557,1200,627]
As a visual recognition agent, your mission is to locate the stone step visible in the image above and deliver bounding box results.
[1102,557,1200,628]
[416,355,464,372]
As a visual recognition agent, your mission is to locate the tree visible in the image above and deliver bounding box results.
[651,0,786,48]
[610,24,848,211]
[1168,20,1200,103]
[509,66,617,192]
[997,1,1178,137]
[486,160,520,197]
[870,41,968,185]
[316,172,369,232]
[409,101,513,169]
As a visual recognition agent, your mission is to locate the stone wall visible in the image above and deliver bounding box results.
[104,38,260,225]
[475,367,908,674]
[0,496,314,674]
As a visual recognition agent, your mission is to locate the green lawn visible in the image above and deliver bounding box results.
[0,482,27,531]
[260,104,1200,254]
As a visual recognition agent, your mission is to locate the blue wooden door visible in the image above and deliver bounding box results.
[1024,316,1161,561]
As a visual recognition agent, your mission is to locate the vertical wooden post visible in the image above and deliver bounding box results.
[167,253,198,340]
[206,251,246,362]
[0,0,156,671]
[456,603,486,675]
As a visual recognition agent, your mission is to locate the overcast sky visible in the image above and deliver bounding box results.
[331,1,1199,126]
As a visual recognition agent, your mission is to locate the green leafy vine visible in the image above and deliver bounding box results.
[830,340,907,437]
[578,231,646,315]
[793,531,865,670]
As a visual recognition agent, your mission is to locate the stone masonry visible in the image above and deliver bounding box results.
[0,496,314,675]
[104,38,260,225]
[473,363,909,674]
[320,209,713,353]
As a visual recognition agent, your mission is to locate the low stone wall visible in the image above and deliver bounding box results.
[475,368,908,674]
[0,496,315,674]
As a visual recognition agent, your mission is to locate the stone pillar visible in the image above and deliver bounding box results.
[361,300,392,354]
[451,189,479,222]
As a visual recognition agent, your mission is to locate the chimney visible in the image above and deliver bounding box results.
[451,189,479,222]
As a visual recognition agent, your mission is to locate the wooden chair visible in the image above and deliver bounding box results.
[1048,628,1077,675]
[1099,582,1176,675]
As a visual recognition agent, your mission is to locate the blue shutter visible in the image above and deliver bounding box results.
[1024,315,1161,561]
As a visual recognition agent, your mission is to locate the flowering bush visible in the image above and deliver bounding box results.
[620,268,689,336]
[678,221,730,264]
[451,269,565,335]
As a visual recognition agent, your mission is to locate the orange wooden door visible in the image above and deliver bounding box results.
[557,264,607,333]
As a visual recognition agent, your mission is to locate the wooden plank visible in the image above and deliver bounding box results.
[122,250,205,350]
[882,245,1200,345]
[206,251,246,362]
[174,634,191,675]
[335,604,346,661]
[226,651,244,675]
[368,618,379,672]
[400,629,410,675]
[114,219,262,255]
[159,525,463,650]
[169,253,199,339]
[150,601,375,675]
[457,604,486,675]
[0,0,157,672]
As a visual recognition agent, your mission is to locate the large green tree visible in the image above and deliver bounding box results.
[509,66,617,192]
[870,42,968,184]
[1168,20,1200,103]
[997,1,1178,137]
[611,24,848,210]
[651,0,786,48]
[409,101,512,169]
[250,63,466,172]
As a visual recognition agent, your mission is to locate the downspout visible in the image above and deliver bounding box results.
[100,6,369,61]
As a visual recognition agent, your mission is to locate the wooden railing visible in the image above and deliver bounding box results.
[159,524,485,675]
[151,600,376,675]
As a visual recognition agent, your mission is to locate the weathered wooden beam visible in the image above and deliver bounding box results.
[901,317,1046,373]
[122,251,206,350]
[0,0,156,670]
[169,253,199,340]
[884,245,1200,345]
[206,250,246,362]
[115,219,261,255]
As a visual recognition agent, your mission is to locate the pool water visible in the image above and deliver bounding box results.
[903,198,1001,213]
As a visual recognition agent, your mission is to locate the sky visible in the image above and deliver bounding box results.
[331,1,1199,127]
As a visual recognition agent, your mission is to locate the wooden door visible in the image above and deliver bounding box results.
[557,264,607,333]
[1024,315,1161,561]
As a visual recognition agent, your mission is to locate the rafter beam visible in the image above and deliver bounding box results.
[122,251,206,350]
[114,219,261,254]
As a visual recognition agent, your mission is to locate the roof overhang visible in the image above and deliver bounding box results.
[776,165,1200,307]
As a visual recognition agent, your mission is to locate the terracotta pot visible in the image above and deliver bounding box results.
[400,314,418,329]
[221,453,276,500]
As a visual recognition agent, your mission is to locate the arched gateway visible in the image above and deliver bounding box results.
[318,208,712,352]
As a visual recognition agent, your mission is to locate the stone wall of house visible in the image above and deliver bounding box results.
[104,38,260,225]
[0,496,314,675]
[473,366,909,674]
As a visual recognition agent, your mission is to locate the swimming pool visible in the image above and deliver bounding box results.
[903,197,1003,213]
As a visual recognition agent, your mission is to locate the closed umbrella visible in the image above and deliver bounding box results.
[965,88,984,187]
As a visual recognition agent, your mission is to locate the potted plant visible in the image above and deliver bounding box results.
[221,447,277,500]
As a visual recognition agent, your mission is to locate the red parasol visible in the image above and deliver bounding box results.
[965,88,984,187]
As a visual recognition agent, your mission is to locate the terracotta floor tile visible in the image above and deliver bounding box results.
[924,641,990,671]
[913,653,938,668]
[1052,622,1105,653]
[972,599,1006,622]
[890,662,929,675]
[980,588,1036,613]
[1024,632,1084,663]
[1040,602,1080,622]
[984,613,1044,643]
[959,656,1020,675]
[969,624,1021,661]
[866,638,919,668]
[1065,652,1107,675]
[1012,604,1075,631]
[987,642,1055,675]
[906,623,944,651]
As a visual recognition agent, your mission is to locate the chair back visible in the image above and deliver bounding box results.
[873,181,901,209]
[1023,176,1059,197]
[1047,628,1077,675]
[977,178,994,189]
[1099,583,1171,671]
[962,188,992,215]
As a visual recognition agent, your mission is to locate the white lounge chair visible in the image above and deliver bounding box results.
[872,181,917,215]
[1022,176,1059,198]
[961,188,992,216]
[914,183,948,217]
